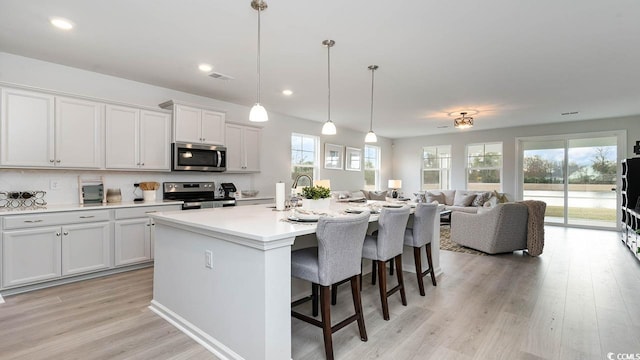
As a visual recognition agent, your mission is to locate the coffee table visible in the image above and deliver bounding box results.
[440,209,452,225]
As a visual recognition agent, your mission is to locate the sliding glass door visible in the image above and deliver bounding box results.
[519,132,623,229]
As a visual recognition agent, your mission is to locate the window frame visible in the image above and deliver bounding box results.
[364,144,381,190]
[290,133,320,183]
[421,145,451,190]
[465,142,503,191]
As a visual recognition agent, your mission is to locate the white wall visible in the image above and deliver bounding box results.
[0,52,393,204]
[392,116,640,200]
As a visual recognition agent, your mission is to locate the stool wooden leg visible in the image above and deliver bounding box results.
[371,260,377,285]
[377,260,390,320]
[350,275,368,341]
[312,283,319,317]
[413,246,426,296]
[320,286,334,360]
[395,255,407,306]
[389,259,394,275]
[331,284,338,305]
[426,243,437,286]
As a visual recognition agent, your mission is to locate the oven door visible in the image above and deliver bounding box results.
[172,142,226,172]
[182,201,223,210]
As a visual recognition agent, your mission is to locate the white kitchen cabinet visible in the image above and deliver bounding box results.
[160,100,225,145]
[105,105,171,170]
[225,123,261,172]
[0,88,55,167]
[0,88,103,169]
[61,222,111,276]
[55,97,103,168]
[113,204,181,266]
[2,226,62,287]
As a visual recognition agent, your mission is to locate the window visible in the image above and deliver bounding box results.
[421,145,451,190]
[466,142,502,191]
[291,133,319,184]
[364,145,380,190]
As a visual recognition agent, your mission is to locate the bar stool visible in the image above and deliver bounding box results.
[361,206,411,320]
[404,203,438,296]
[290,211,370,360]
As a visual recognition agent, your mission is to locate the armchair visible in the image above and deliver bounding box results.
[450,203,529,254]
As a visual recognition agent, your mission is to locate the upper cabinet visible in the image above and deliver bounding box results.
[105,105,171,170]
[225,123,261,173]
[160,100,225,145]
[0,88,103,169]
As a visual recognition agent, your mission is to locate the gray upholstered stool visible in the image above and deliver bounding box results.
[290,211,370,360]
[404,203,438,296]
[362,206,410,320]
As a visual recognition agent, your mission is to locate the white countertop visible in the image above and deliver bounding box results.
[0,200,183,215]
[235,196,274,202]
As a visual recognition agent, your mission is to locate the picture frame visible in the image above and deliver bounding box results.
[345,147,362,171]
[324,143,344,169]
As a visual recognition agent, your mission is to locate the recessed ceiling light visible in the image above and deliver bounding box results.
[50,17,74,30]
[198,64,213,72]
[282,89,293,96]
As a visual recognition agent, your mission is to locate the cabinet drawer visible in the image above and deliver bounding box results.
[115,205,182,219]
[3,210,110,230]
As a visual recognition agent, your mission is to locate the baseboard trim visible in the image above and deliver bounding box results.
[149,300,243,360]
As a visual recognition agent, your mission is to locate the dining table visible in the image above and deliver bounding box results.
[148,200,443,360]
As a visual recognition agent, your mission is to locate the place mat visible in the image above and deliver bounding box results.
[280,218,318,225]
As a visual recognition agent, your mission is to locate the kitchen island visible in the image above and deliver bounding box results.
[148,202,441,360]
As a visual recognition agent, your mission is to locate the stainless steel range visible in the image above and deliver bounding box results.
[163,182,235,210]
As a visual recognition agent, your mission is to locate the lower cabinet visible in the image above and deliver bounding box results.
[114,218,151,266]
[3,226,62,287]
[62,222,111,276]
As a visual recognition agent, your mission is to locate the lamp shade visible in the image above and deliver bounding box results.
[321,120,336,135]
[388,180,402,189]
[364,130,377,143]
[313,179,331,189]
[249,103,268,122]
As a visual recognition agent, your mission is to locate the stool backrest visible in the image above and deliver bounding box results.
[316,211,370,286]
[407,203,438,247]
[376,206,411,260]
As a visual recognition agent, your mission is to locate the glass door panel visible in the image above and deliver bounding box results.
[522,140,565,224]
[567,137,617,228]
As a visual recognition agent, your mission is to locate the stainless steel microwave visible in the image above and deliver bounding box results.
[172,142,226,172]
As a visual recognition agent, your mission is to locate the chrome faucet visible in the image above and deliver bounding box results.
[291,174,313,190]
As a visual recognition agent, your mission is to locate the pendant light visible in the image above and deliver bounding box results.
[249,0,268,122]
[365,65,378,143]
[321,39,337,135]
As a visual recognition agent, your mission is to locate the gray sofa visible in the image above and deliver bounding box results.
[418,189,508,214]
[450,203,529,254]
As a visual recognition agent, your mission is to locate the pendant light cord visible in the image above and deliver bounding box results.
[256,2,262,104]
[327,43,331,122]
[369,67,375,131]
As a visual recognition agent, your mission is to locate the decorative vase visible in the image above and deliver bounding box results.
[302,198,330,211]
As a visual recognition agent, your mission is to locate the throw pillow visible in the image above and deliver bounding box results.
[492,190,508,203]
[453,193,476,206]
[369,191,387,200]
[425,191,445,204]
[360,190,371,200]
[471,191,491,207]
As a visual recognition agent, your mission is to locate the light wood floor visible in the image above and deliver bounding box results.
[1,226,640,359]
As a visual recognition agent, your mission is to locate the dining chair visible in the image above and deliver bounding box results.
[290,211,370,360]
[403,203,438,296]
[361,206,410,320]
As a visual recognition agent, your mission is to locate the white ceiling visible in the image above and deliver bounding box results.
[1,0,639,139]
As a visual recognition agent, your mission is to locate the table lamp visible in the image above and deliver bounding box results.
[388,180,402,198]
[313,179,331,189]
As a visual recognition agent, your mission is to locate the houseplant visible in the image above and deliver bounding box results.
[300,185,331,210]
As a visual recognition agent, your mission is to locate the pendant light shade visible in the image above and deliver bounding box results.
[365,65,379,143]
[321,40,336,135]
[250,0,268,122]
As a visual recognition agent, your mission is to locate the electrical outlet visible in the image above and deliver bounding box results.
[50,180,60,190]
[205,250,213,269]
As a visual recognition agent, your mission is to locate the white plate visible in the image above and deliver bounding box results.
[344,209,364,214]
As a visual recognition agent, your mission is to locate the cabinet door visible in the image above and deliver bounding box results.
[243,126,261,172]
[0,88,55,167]
[201,110,225,145]
[55,97,103,168]
[61,222,111,276]
[225,124,244,171]
[140,110,171,170]
[174,105,201,143]
[114,218,151,266]
[105,105,139,169]
[2,226,62,287]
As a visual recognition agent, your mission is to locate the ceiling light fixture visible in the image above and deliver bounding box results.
[249,0,268,122]
[198,64,213,72]
[50,17,74,30]
[365,65,378,143]
[282,89,293,96]
[454,112,474,129]
[321,39,337,135]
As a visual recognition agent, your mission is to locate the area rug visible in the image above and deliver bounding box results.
[440,225,487,256]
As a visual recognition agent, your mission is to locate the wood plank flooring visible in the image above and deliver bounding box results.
[1,226,640,359]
